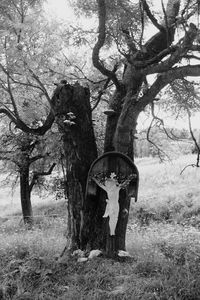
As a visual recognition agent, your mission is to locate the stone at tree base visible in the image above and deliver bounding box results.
[88,249,102,259]
[118,250,131,257]
[77,257,88,263]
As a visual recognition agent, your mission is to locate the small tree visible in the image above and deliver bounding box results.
[0,129,56,226]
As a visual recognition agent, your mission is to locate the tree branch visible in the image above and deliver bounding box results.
[29,154,45,165]
[0,106,54,136]
[0,63,55,135]
[187,108,200,166]
[28,67,52,104]
[137,64,200,111]
[180,109,200,174]
[0,108,18,123]
[141,23,198,75]
[92,0,121,89]
[128,0,180,68]
[92,77,111,111]
[132,45,177,68]
[92,63,118,110]
[151,101,184,141]
[146,118,170,162]
[141,0,164,31]
[29,162,56,192]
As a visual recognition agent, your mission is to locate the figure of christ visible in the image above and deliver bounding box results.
[92,175,123,236]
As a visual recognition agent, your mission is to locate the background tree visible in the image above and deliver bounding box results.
[0,126,56,226]
[0,0,67,226]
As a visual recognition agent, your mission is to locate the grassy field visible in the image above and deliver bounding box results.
[1,155,200,299]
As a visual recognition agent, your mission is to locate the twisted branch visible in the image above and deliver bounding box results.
[92,0,121,89]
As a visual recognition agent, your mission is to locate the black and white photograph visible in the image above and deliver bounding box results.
[0,0,200,299]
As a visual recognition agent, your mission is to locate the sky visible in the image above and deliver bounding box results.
[44,0,200,130]
[44,0,75,22]
[44,0,97,30]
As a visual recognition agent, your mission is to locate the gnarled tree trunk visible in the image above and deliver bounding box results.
[51,82,98,250]
[105,0,181,157]
[87,0,182,256]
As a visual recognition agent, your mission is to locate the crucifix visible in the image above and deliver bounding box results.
[92,172,126,236]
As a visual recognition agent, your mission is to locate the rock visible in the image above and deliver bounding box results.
[88,249,102,259]
[77,257,88,263]
[118,250,131,257]
[72,249,85,257]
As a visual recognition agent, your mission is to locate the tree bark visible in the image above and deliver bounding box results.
[88,0,182,257]
[103,0,181,158]
[20,165,33,227]
[51,81,98,250]
[104,88,126,152]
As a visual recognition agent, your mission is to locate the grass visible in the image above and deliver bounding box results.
[1,154,200,299]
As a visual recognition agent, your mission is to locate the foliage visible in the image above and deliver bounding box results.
[161,79,200,118]
[68,0,200,160]
[0,124,58,193]
[71,0,143,42]
[0,0,75,130]
[0,0,70,198]
[135,126,193,159]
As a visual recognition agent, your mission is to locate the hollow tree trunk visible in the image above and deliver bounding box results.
[52,82,98,250]
[20,165,33,227]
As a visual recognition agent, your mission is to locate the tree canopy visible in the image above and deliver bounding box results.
[72,0,200,157]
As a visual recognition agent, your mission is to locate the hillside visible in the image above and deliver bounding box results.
[1,155,200,299]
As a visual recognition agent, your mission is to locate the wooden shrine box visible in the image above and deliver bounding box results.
[84,151,139,257]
